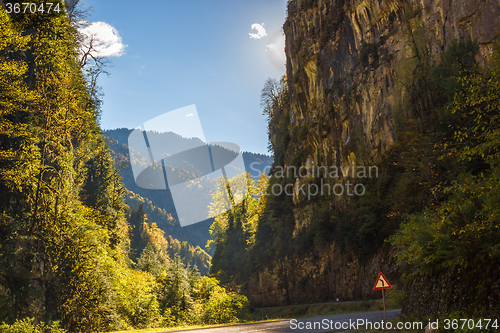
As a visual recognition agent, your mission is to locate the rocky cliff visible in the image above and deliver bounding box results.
[284,0,500,167]
[246,0,500,307]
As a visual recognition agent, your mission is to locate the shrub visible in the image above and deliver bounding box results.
[0,318,66,333]
[202,286,249,324]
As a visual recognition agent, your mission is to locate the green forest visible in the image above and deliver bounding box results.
[209,0,500,323]
[2,0,500,332]
[0,2,248,332]
[211,39,500,313]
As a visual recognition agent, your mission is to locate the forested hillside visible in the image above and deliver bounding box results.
[127,203,211,275]
[104,128,272,250]
[0,2,248,331]
[208,0,500,320]
[3,0,500,330]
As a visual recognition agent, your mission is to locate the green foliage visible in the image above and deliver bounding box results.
[191,276,219,301]
[390,44,500,316]
[201,287,249,324]
[128,218,249,327]
[105,128,271,254]
[137,243,166,276]
[391,171,500,274]
[318,0,347,48]
[0,3,252,331]
[133,251,249,327]
[339,39,482,263]
[0,318,66,333]
[0,3,130,330]
[155,257,193,321]
[261,77,289,165]
[104,258,162,330]
[208,173,265,285]
[130,210,211,275]
[385,285,404,309]
[128,203,147,261]
[215,24,498,312]
[299,0,317,11]
[392,45,500,271]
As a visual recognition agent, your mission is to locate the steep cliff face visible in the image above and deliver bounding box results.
[284,0,500,167]
[246,0,500,307]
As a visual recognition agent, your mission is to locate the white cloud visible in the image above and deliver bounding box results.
[79,21,127,57]
[249,23,267,40]
[266,44,277,52]
[186,113,194,117]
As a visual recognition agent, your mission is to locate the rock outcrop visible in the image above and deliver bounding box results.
[284,0,500,167]
[247,0,500,307]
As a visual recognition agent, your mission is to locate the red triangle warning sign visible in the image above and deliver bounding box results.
[373,272,392,290]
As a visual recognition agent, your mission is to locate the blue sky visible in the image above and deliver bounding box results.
[81,0,288,155]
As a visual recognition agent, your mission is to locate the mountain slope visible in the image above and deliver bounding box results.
[104,128,272,250]
[207,0,500,317]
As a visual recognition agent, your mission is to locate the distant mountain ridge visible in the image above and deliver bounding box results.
[105,128,272,182]
[103,128,272,252]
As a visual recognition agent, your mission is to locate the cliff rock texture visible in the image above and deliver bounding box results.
[284,0,500,167]
[246,0,500,307]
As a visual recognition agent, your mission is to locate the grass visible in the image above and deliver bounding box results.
[110,299,397,333]
[248,299,390,321]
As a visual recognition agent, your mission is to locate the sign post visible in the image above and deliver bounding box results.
[373,272,392,322]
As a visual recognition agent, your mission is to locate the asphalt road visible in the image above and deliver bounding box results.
[164,309,402,333]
